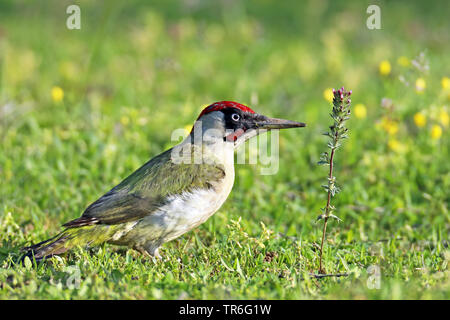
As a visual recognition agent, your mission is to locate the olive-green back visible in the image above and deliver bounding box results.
[64,147,226,227]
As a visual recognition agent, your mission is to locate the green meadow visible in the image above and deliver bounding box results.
[0,0,449,299]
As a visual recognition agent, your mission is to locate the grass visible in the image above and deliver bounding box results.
[0,0,449,299]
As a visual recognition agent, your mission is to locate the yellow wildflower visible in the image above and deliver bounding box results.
[379,60,391,76]
[388,139,404,153]
[397,56,410,67]
[51,86,64,102]
[413,112,426,128]
[323,88,334,103]
[415,78,426,94]
[431,125,442,140]
[354,103,367,119]
[381,118,398,135]
[442,77,450,90]
[439,109,449,127]
[387,122,398,135]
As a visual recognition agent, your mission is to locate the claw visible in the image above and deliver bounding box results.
[134,245,162,263]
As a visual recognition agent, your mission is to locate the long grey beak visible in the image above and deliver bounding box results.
[253,116,306,130]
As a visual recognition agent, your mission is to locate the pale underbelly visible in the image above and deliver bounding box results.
[110,187,232,247]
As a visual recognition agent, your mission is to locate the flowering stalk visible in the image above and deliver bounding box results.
[317,87,352,274]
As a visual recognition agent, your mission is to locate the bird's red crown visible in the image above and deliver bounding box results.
[197,101,255,120]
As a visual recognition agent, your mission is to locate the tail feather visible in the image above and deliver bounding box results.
[22,223,125,262]
[22,232,71,261]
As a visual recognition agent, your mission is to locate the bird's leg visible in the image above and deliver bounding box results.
[152,248,162,259]
[134,243,162,262]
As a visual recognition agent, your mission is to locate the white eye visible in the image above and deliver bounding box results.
[231,113,240,121]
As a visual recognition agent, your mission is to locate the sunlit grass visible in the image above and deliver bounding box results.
[0,0,449,299]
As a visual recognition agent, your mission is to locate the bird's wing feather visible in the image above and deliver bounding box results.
[63,148,225,227]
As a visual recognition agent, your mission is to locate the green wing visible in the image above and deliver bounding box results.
[63,147,226,227]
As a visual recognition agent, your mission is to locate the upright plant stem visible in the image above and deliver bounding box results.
[319,147,335,273]
[316,87,351,275]
[319,217,328,273]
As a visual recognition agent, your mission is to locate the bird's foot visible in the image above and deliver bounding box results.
[134,245,162,263]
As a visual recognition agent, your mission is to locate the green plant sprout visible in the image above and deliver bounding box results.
[317,87,352,274]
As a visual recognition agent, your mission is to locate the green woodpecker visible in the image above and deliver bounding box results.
[24,101,305,261]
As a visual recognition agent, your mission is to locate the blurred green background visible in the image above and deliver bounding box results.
[0,0,449,299]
